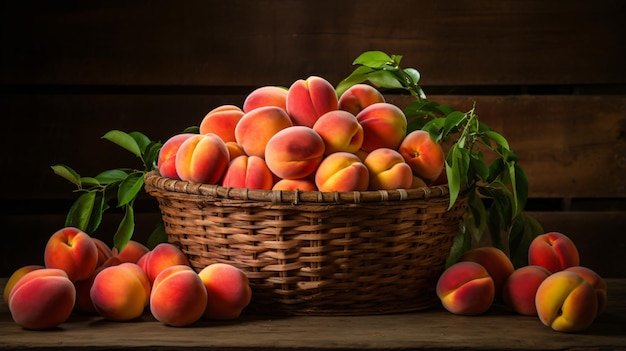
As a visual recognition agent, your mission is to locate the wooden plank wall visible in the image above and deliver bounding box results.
[2,1,625,277]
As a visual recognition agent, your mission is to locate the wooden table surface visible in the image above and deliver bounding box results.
[1,278,625,350]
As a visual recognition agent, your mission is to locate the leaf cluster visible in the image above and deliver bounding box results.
[337,51,543,267]
[51,130,164,251]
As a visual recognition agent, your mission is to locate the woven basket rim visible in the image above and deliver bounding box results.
[144,170,454,205]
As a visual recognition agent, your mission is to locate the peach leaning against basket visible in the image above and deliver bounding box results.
[144,170,469,315]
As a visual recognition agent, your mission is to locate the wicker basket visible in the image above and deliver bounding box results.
[144,170,469,315]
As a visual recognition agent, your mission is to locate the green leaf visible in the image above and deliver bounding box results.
[113,203,135,252]
[353,50,394,68]
[65,191,96,231]
[117,172,145,207]
[443,111,468,136]
[85,192,105,234]
[129,131,151,154]
[147,221,168,250]
[514,164,529,211]
[79,176,100,187]
[484,130,510,151]
[465,191,487,244]
[446,146,470,209]
[446,226,472,267]
[51,164,82,187]
[95,169,129,184]
[366,70,404,89]
[182,126,200,134]
[102,130,141,158]
[469,151,490,183]
[335,66,375,96]
[143,141,163,171]
[403,68,420,85]
[421,117,446,141]
[509,213,544,268]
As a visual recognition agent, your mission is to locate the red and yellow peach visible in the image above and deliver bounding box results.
[8,268,76,330]
[502,265,552,316]
[137,243,191,284]
[355,102,407,153]
[199,105,245,143]
[286,76,338,127]
[222,155,274,190]
[150,265,208,327]
[436,261,495,315]
[234,106,293,158]
[198,263,252,320]
[44,227,99,282]
[457,246,515,300]
[265,126,325,180]
[243,86,288,112]
[313,110,364,155]
[174,133,230,184]
[90,262,151,321]
[314,152,369,192]
[157,133,196,180]
[363,148,413,190]
[535,270,598,333]
[338,83,386,116]
[528,232,580,273]
[398,130,445,183]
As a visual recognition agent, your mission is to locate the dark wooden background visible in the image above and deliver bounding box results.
[1,1,625,277]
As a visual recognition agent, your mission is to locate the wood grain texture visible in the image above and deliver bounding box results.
[0,277,625,350]
[1,0,624,86]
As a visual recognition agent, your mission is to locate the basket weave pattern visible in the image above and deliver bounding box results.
[144,170,468,315]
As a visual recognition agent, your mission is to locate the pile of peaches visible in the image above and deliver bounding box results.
[157,76,446,193]
[437,231,607,333]
[4,227,252,330]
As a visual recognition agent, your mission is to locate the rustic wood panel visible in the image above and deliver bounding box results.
[3,93,624,201]
[1,0,624,87]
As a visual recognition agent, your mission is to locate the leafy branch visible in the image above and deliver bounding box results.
[51,130,164,251]
[337,51,543,267]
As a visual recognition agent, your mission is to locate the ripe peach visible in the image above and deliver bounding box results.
[565,266,607,315]
[3,265,44,304]
[137,243,191,283]
[502,265,552,316]
[112,240,150,264]
[8,268,75,330]
[436,261,495,315]
[398,130,445,183]
[312,110,364,155]
[265,126,325,180]
[199,105,245,143]
[222,155,274,190]
[92,238,113,267]
[411,175,428,189]
[226,141,246,160]
[150,265,208,327]
[535,270,598,333]
[175,133,230,184]
[363,148,413,190]
[272,178,318,191]
[355,102,407,153]
[528,232,580,273]
[338,83,386,116]
[315,152,370,192]
[157,133,196,180]
[457,246,515,300]
[44,227,99,282]
[198,263,252,320]
[243,85,288,112]
[74,256,122,314]
[90,262,151,321]
[234,106,293,158]
[286,76,338,127]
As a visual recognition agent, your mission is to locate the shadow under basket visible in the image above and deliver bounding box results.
[144,170,469,316]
